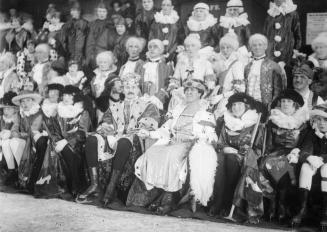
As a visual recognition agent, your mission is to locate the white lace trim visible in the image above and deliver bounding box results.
[267,0,297,17]
[65,71,85,86]
[20,104,40,117]
[41,99,58,118]
[219,13,250,28]
[57,102,83,118]
[224,109,259,132]
[187,13,217,32]
[270,108,308,130]
[154,10,179,24]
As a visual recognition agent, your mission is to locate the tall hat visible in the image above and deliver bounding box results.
[310,104,327,119]
[0,91,18,108]
[12,90,42,106]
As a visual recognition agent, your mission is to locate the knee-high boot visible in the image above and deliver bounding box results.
[103,169,122,206]
[76,167,99,203]
[292,188,309,226]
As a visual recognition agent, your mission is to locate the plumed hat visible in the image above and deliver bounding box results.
[0,91,18,108]
[310,104,327,119]
[12,90,42,106]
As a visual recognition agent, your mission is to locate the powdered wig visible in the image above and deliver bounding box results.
[96,51,116,65]
[148,39,165,54]
[312,33,327,50]
[0,52,16,69]
[219,33,239,51]
[184,33,202,49]
[249,33,268,48]
[35,43,51,55]
[125,36,146,52]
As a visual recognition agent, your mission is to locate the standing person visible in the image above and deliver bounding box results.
[76,75,160,204]
[292,104,327,229]
[293,62,324,110]
[113,17,130,71]
[263,0,301,65]
[217,0,251,52]
[149,0,184,61]
[245,34,284,109]
[12,90,47,193]
[135,0,157,40]
[185,2,218,57]
[85,2,115,69]
[61,1,89,65]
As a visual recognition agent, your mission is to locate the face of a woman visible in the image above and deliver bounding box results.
[280,98,296,116]
[63,94,74,105]
[48,89,60,103]
[316,116,327,133]
[315,44,327,59]
[97,8,108,20]
[162,0,173,15]
[185,41,200,56]
[70,9,80,19]
[251,40,267,57]
[127,42,141,58]
[220,43,234,59]
[148,43,162,59]
[232,102,246,118]
[185,87,201,103]
[143,0,154,11]
[98,57,112,71]
[20,98,34,112]
[116,24,126,35]
[194,8,207,21]
[226,7,240,17]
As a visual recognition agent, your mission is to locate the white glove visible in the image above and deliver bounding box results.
[33,130,48,142]
[55,139,68,153]
[223,147,238,154]
[307,155,324,169]
[287,148,300,164]
[0,130,11,140]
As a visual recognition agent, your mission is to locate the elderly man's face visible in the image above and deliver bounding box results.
[124,83,140,100]
[251,40,267,57]
[293,73,311,91]
[148,43,162,59]
[194,8,207,21]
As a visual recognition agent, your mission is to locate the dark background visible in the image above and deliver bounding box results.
[1,0,327,44]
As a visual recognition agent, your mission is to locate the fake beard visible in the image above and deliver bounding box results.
[189,140,217,206]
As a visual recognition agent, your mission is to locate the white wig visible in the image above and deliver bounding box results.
[249,33,268,48]
[96,51,116,65]
[184,33,202,48]
[148,39,165,54]
[219,33,239,50]
[35,43,50,55]
[0,52,16,68]
[312,33,327,50]
[125,36,146,51]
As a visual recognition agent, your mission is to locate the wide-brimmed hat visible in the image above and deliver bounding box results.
[0,91,18,108]
[272,89,304,108]
[12,90,42,106]
[48,83,64,92]
[62,85,81,96]
[194,2,209,10]
[183,79,206,92]
[226,92,255,109]
[310,104,327,119]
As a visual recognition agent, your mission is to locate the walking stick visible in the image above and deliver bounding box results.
[224,113,262,222]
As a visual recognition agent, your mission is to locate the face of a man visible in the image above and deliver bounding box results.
[20,98,34,112]
[124,83,140,100]
[316,116,327,133]
[142,0,154,11]
[293,73,311,92]
[251,40,267,58]
[127,42,141,58]
[148,43,162,59]
[97,7,108,20]
[226,7,240,17]
[280,98,296,116]
[111,80,123,95]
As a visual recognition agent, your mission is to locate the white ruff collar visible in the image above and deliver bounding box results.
[57,102,83,118]
[48,22,64,32]
[3,115,15,123]
[154,10,179,24]
[224,109,259,132]
[42,99,58,118]
[20,104,40,117]
[66,71,85,85]
[220,13,250,28]
[270,108,308,130]
[187,14,217,32]
[267,0,297,17]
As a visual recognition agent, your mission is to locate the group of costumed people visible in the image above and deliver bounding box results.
[1,0,327,230]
